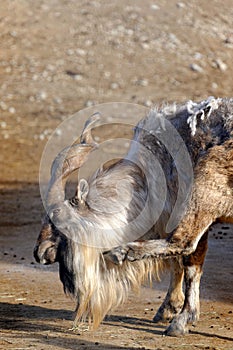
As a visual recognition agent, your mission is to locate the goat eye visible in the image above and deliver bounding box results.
[70,197,79,207]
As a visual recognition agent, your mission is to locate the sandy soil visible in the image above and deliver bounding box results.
[0,1,233,349]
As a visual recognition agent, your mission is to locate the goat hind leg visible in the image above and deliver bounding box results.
[165,232,208,336]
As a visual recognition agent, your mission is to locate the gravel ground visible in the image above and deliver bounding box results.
[0,1,233,349]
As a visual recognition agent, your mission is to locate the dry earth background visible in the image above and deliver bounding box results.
[0,0,233,349]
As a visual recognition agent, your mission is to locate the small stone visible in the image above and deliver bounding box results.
[190,63,204,73]
[177,2,186,8]
[76,48,86,56]
[85,39,93,46]
[43,129,50,136]
[41,4,49,11]
[5,66,12,73]
[212,82,218,89]
[85,100,95,107]
[141,43,150,50]
[104,71,111,78]
[169,33,179,44]
[29,96,35,102]
[126,29,134,36]
[94,136,100,142]
[38,91,47,100]
[194,53,203,60]
[151,4,160,10]
[55,128,62,136]
[10,30,18,37]
[74,74,83,81]
[137,79,149,87]
[9,107,16,114]
[110,82,119,90]
[46,64,55,71]
[140,35,149,43]
[42,71,49,78]
[32,74,39,81]
[117,25,125,33]
[54,97,62,104]
[67,49,74,56]
[0,101,8,110]
[144,100,153,107]
[215,59,227,71]
[0,121,7,128]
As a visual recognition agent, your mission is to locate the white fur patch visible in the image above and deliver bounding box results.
[187,97,221,136]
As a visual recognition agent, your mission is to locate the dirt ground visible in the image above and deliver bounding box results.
[0,0,233,349]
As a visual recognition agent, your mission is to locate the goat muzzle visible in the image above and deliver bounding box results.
[34,240,57,265]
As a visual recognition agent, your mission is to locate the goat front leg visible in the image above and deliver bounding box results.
[104,239,177,265]
[105,209,213,264]
[153,257,185,323]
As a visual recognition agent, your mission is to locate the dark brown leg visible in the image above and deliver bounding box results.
[165,232,208,336]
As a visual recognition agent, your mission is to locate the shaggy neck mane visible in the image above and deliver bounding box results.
[69,156,167,328]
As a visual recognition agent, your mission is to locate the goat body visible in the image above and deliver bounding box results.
[34,97,233,336]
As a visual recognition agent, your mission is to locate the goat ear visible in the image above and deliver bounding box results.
[77,178,89,204]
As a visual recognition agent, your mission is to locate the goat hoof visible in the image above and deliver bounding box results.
[127,249,137,261]
[153,312,171,324]
[153,306,178,323]
[164,318,189,337]
[104,246,128,265]
[153,299,184,324]
[126,242,145,261]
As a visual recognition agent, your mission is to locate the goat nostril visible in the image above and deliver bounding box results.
[44,245,57,264]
